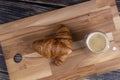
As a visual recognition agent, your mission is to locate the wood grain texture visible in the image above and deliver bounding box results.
[0,1,96,36]
[0,0,56,24]
[95,0,116,7]
[1,7,115,60]
[113,16,120,30]
[94,0,120,78]
[20,0,89,6]
[7,57,52,80]
[95,57,120,75]
[95,0,119,17]
[41,65,96,80]
[0,0,120,80]
[0,7,114,42]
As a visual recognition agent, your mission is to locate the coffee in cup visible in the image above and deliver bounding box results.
[85,32,109,53]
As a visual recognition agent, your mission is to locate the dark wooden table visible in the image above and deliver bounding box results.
[0,0,119,80]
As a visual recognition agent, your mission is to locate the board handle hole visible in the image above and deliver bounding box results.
[14,54,22,63]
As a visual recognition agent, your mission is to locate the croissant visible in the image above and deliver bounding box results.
[32,25,73,65]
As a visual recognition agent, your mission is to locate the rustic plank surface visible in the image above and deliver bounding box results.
[0,0,96,37]
[8,57,52,80]
[0,0,119,80]
[1,0,119,80]
[0,0,89,80]
[0,0,56,24]
[20,0,89,6]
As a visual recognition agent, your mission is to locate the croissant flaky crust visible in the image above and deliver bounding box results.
[32,25,73,65]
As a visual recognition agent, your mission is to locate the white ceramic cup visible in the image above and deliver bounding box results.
[85,32,110,53]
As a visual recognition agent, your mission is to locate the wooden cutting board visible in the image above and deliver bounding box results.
[0,0,120,80]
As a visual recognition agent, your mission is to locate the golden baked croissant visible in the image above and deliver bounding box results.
[32,25,73,65]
